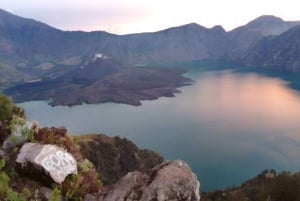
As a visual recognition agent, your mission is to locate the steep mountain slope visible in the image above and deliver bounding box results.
[224,15,300,60]
[242,25,300,71]
[117,23,227,64]
[0,9,116,82]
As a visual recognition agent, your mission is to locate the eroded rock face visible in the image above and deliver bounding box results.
[85,171,148,201]
[141,160,200,201]
[16,143,77,183]
[85,160,200,201]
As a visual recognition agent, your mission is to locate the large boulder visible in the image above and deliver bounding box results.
[16,143,77,183]
[85,160,200,201]
[141,160,200,201]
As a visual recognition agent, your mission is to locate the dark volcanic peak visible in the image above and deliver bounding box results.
[4,56,192,106]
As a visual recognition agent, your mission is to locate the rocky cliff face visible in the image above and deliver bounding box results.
[77,134,164,185]
[85,160,200,201]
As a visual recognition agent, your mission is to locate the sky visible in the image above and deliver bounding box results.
[1,0,300,34]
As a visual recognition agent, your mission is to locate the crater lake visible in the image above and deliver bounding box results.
[18,61,300,191]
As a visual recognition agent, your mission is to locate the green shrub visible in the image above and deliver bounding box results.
[0,172,10,199]
[0,94,14,121]
[5,189,27,201]
[0,158,6,170]
[61,174,84,201]
[49,186,61,201]
[20,187,31,199]
[9,117,35,142]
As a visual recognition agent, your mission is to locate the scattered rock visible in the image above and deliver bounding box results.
[0,149,5,158]
[85,171,148,201]
[16,143,77,183]
[141,160,201,201]
[85,160,200,201]
[39,186,53,200]
[2,119,37,150]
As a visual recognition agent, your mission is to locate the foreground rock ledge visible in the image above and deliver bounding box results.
[16,143,77,183]
[85,160,200,201]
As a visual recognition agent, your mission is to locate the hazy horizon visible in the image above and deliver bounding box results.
[1,0,300,34]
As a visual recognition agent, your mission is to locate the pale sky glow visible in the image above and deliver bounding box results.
[1,0,300,34]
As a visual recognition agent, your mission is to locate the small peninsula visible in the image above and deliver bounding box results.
[5,55,192,106]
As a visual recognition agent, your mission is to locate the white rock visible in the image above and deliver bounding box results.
[17,143,77,183]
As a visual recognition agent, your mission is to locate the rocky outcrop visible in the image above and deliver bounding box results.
[16,143,77,183]
[141,160,200,201]
[77,134,164,185]
[84,160,200,201]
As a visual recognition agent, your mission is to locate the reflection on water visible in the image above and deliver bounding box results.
[19,69,300,191]
[190,71,300,138]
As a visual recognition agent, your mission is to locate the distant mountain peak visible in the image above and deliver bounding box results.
[162,22,207,33]
[252,15,283,22]
[247,15,284,27]
[211,25,226,32]
[234,15,300,36]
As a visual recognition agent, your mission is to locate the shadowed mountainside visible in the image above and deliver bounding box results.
[241,25,300,71]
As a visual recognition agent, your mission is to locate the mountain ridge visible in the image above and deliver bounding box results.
[1,9,299,65]
[1,9,300,102]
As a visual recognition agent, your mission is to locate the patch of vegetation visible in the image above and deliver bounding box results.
[0,94,14,121]
[77,134,163,186]
[201,170,300,201]
[0,94,102,200]
[0,159,31,201]
[49,186,61,201]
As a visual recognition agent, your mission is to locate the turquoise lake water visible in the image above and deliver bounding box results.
[18,62,300,191]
